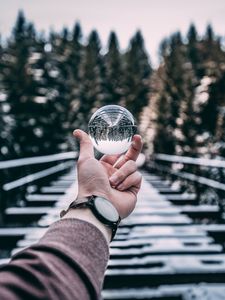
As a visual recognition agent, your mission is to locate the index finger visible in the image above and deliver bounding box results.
[114,135,143,168]
[100,154,121,165]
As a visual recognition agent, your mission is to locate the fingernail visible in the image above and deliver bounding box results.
[73,129,79,136]
[132,139,137,146]
[109,175,118,185]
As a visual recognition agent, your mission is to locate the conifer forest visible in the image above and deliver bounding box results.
[0,11,225,161]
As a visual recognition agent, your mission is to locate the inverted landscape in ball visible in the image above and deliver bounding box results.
[88,105,137,155]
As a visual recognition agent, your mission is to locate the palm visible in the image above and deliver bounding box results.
[100,159,138,218]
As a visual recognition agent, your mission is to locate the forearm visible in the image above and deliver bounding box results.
[63,207,112,243]
[0,219,109,300]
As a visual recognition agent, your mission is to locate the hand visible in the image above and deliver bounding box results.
[73,129,143,219]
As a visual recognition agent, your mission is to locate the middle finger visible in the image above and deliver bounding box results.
[109,160,137,187]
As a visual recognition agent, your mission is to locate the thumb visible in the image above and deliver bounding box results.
[73,129,94,160]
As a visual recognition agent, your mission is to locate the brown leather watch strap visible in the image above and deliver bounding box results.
[60,196,120,241]
[60,197,90,218]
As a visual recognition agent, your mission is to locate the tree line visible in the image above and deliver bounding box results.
[0,11,151,159]
[142,24,225,159]
[0,11,225,161]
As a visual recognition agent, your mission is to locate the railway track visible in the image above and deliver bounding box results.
[0,166,225,299]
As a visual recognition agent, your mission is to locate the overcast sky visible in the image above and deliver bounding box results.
[1,0,225,65]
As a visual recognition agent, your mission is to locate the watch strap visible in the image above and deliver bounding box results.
[60,197,89,218]
[60,196,120,241]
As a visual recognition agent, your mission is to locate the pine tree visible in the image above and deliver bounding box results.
[187,23,198,44]
[151,36,171,153]
[31,37,68,154]
[3,11,40,157]
[104,31,124,105]
[2,11,71,157]
[178,73,198,155]
[153,33,182,154]
[67,23,83,130]
[52,28,74,151]
[39,27,79,153]
[124,30,152,121]
[0,37,14,160]
[188,24,225,155]
[69,23,83,81]
[78,30,106,129]
[205,71,225,157]
[205,24,214,42]
[193,24,224,79]
[187,23,203,78]
[152,32,198,155]
[152,71,177,154]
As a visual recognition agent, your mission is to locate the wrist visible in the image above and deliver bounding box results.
[77,191,112,202]
[62,207,112,244]
[61,194,120,243]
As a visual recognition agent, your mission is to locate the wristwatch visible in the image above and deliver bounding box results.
[60,195,121,241]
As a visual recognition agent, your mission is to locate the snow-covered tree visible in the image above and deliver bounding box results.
[104,32,124,105]
[124,31,152,121]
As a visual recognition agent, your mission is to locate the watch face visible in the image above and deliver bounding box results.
[94,197,119,223]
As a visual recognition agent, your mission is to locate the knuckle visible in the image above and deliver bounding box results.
[127,160,137,171]
[117,170,126,181]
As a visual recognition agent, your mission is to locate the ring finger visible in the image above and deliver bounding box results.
[117,171,142,191]
[109,160,137,187]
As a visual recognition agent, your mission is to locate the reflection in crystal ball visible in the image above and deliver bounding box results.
[88,105,137,155]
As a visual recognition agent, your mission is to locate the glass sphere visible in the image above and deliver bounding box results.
[88,105,137,155]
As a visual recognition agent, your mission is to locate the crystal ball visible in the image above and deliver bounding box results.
[88,105,137,155]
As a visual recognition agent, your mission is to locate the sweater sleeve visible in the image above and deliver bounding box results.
[0,219,109,300]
